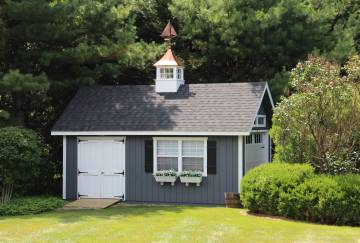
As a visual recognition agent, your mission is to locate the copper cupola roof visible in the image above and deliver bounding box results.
[154,48,184,66]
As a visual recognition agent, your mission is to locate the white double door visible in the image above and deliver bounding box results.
[78,138,125,199]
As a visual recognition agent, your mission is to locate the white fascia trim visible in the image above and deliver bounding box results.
[62,136,66,200]
[51,131,250,136]
[265,83,275,108]
[250,83,275,132]
[238,136,243,193]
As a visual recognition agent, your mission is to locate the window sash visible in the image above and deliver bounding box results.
[159,67,174,79]
[153,138,207,176]
[157,140,178,156]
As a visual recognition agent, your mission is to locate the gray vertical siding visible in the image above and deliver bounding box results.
[66,136,78,200]
[64,135,239,204]
[126,136,238,205]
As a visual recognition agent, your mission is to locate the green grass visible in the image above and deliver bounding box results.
[0,205,359,242]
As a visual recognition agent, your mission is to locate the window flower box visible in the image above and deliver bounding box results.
[179,171,203,186]
[153,170,178,186]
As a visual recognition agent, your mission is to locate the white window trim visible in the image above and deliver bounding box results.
[253,115,266,128]
[153,137,208,176]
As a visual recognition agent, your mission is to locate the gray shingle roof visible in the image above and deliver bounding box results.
[52,82,267,132]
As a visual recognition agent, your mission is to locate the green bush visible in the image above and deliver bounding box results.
[288,175,360,225]
[241,163,360,226]
[241,163,314,215]
[0,196,64,216]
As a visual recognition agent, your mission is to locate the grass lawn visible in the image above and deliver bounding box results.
[0,205,359,242]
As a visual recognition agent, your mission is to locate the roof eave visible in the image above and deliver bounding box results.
[51,131,251,136]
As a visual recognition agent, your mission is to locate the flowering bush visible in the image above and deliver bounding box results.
[270,55,360,174]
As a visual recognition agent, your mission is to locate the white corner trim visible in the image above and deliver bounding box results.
[51,131,250,136]
[238,136,243,193]
[62,136,66,200]
[123,137,126,201]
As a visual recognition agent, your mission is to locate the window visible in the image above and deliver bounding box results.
[254,115,266,127]
[154,138,207,176]
[245,135,252,144]
[160,67,174,79]
[246,134,263,144]
[177,68,182,79]
[254,134,262,144]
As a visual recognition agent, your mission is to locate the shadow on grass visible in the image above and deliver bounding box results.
[0,203,210,224]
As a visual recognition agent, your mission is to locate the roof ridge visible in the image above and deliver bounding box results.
[81,82,267,88]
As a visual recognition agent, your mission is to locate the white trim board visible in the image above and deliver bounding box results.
[238,136,243,193]
[51,131,250,136]
[62,136,66,199]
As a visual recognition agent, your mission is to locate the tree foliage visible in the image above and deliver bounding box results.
[170,0,330,83]
[0,0,163,127]
[270,55,360,174]
[0,127,50,202]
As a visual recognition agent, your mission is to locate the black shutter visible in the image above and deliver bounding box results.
[145,140,153,173]
[207,141,216,174]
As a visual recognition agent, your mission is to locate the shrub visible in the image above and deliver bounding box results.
[241,163,314,215]
[0,196,64,216]
[0,127,50,202]
[241,163,360,226]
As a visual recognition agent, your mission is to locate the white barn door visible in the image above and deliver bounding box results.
[245,132,269,173]
[78,138,125,199]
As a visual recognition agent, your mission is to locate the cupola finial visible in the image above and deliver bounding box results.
[160,21,177,46]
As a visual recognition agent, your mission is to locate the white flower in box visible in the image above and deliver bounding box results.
[179,171,203,186]
[153,170,178,186]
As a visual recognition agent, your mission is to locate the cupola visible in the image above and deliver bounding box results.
[154,22,184,93]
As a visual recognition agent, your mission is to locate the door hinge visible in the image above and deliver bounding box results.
[78,170,87,175]
[115,139,125,143]
[114,170,125,176]
[78,193,88,198]
[114,194,125,200]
